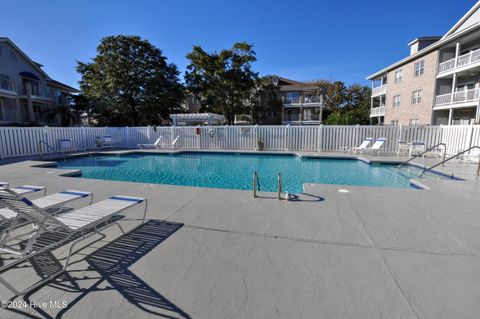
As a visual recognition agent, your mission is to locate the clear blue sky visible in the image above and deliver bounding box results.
[2,0,477,88]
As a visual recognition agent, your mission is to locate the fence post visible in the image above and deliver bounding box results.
[125,126,130,148]
[81,126,86,150]
[285,124,290,151]
[43,126,50,153]
[147,125,151,144]
[397,124,403,154]
[255,124,258,151]
[318,124,323,152]
[197,126,201,149]
[467,123,474,150]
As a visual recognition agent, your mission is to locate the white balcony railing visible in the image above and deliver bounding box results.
[438,48,480,74]
[283,95,323,105]
[435,88,480,106]
[370,106,385,117]
[372,85,387,97]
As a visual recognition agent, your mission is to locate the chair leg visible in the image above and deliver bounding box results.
[0,221,120,296]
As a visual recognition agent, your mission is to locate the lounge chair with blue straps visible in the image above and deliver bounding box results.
[0,189,147,295]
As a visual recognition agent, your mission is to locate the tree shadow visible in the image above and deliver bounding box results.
[4,220,191,319]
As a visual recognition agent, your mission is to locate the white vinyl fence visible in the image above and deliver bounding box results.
[0,125,479,159]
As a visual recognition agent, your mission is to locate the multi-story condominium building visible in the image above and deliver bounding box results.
[278,77,324,125]
[0,37,78,126]
[367,1,480,126]
[182,76,324,125]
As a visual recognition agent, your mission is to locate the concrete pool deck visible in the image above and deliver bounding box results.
[0,150,479,318]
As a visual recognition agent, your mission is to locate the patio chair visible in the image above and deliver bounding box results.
[350,138,373,153]
[0,189,147,295]
[410,142,426,157]
[361,138,386,155]
[95,135,114,148]
[397,141,410,155]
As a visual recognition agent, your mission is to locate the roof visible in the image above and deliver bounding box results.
[366,1,480,80]
[443,1,480,39]
[277,77,310,86]
[274,76,318,91]
[47,79,79,93]
[407,36,442,46]
[0,37,78,92]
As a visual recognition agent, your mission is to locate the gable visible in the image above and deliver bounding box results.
[443,2,480,38]
[0,39,48,80]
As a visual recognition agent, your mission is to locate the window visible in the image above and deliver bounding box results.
[391,120,398,126]
[0,44,3,55]
[411,90,422,104]
[414,60,424,76]
[286,92,299,103]
[394,70,403,83]
[393,95,401,107]
[409,119,420,126]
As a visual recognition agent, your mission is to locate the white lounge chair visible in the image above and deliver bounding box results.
[362,138,386,155]
[0,190,93,240]
[0,189,92,221]
[8,185,46,196]
[351,138,373,153]
[0,190,147,295]
[138,136,179,149]
[138,137,163,149]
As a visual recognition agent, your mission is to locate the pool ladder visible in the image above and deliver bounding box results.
[253,171,287,200]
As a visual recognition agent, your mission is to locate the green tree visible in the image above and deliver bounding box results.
[185,42,258,124]
[250,76,282,124]
[308,80,371,125]
[77,35,185,126]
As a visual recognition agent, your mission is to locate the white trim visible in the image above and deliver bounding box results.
[443,1,480,39]
[366,23,480,80]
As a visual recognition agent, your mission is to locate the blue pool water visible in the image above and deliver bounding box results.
[56,152,450,193]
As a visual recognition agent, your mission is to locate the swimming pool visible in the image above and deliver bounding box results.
[55,152,451,193]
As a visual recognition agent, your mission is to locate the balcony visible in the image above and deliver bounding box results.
[434,88,480,107]
[18,84,54,101]
[282,112,321,124]
[438,48,480,75]
[282,95,323,106]
[370,106,385,117]
[371,85,387,97]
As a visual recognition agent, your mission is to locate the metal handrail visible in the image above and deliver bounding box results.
[398,143,446,167]
[38,140,58,158]
[419,146,480,178]
[253,171,259,198]
[277,173,282,200]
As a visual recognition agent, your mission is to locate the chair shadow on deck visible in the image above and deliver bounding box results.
[5,220,191,319]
